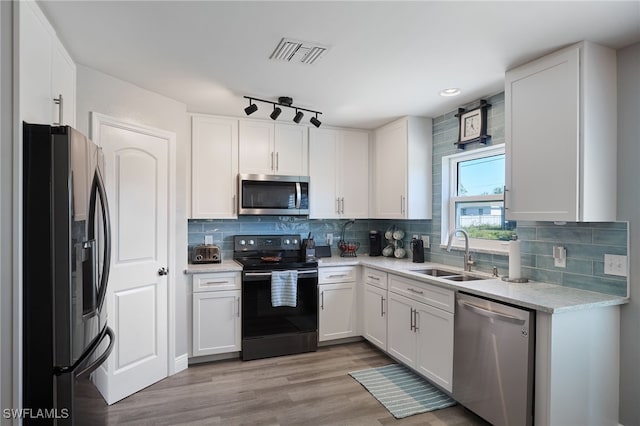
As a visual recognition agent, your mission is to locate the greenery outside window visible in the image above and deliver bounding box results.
[441,144,515,252]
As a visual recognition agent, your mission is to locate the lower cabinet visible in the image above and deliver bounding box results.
[387,275,454,392]
[192,272,241,357]
[318,267,358,342]
[363,268,388,351]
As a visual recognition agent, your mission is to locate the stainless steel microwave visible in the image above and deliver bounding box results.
[238,174,309,215]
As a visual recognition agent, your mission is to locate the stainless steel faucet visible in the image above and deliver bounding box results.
[446,228,474,272]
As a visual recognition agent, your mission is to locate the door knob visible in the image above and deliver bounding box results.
[158,267,168,276]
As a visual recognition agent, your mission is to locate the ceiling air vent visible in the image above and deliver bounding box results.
[270,38,328,65]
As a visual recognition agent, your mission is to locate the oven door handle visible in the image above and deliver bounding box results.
[295,182,302,209]
[244,270,318,278]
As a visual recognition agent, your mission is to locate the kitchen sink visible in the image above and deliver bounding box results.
[411,268,459,277]
[443,275,485,282]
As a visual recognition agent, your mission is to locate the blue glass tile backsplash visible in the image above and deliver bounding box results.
[188,91,628,297]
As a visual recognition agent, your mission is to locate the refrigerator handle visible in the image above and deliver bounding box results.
[75,327,115,380]
[92,169,112,312]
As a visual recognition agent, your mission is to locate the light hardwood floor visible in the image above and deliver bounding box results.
[78,341,490,425]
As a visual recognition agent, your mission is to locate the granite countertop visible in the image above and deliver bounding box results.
[185,255,628,314]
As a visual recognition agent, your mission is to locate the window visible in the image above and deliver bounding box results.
[441,144,515,252]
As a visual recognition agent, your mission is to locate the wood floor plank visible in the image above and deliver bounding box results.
[79,341,490,425]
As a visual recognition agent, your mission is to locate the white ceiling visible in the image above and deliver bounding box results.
[38,1,640,129]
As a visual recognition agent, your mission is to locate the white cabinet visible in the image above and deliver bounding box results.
[190,115,238,219]
[309,128,369,219]
[192,272,241,356]
[505,41,617,222]
[363,268,388,351]
[318,267,357,342]
[239,120,308,176]
[18,0,75,126]
[372,116,432,219]
[387,274,454,391]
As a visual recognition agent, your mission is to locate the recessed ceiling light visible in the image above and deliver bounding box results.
[440,88,461,97]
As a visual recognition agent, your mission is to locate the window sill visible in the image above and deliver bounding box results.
[438,243,509,256]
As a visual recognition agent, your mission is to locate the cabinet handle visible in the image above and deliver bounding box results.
[276,152,279,171]
[204,280,230,285]
[53,94,63,125]
[341,198,345,214]
[237,297,240,318]
[400,195,403,214]
[321,291,324,310]
[271,152,274,170]
[413,310,419,332]
[327,274,346,278]
[410,308,414,331]
[381,296,385,317]
[232,194,236,214]
[407,287,424,295]
[368,275,380,281]
[336,198,340,214]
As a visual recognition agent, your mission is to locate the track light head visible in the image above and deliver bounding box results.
[244,100,258,116]
[293,110,304,124]
[270,106,282,120]
[310,114,322,128]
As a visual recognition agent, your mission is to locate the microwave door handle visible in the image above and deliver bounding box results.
[295,182,301,209]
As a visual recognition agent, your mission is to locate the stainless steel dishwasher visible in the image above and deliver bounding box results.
[453,292,535,426]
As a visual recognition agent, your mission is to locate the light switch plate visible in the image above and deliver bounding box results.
[553,246,566,268]
[204,235,214,245]
[421,235,430,249]
[604,254,627,277]
[326,233,333,246]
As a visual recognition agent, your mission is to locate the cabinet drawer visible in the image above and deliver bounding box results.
[389,274,454,313]
[319,266,357,284]
[193,272,241,292]
[364,267,388,289]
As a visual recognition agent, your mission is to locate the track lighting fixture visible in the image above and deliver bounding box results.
[244,99,258,116]
[243,96,322,127]
[270,105,282,120]
[310,113,322,128]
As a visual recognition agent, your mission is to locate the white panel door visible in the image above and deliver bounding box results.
[415,304,454,392]
[238,120,274,174]
[309,128,339,218]
[192,290,241,356]
[274,123,308,176]
[318,283,356,341]
[373,121,407,219]
[92,116,172,404]
[363,284,387,351]
[387,292,416,367]
[339,130,369,218]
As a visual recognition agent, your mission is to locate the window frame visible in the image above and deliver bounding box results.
[441,144,509,254]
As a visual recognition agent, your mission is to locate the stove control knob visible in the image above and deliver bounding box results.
[284,239,290,245]
[293,238,298,245]
[248,239,255,246]
[239,239,246,246]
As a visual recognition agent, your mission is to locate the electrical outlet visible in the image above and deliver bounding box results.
[553,246,566,268]
[421,235,430,249]
[604,254,627,277]
[326,233,333,246]
[204,235,214,245]
[412,234,419,240]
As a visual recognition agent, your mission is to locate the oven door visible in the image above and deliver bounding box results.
[241,268,318,360]
[238,174,309,215]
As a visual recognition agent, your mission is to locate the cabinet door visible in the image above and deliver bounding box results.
[239,120,274,174]
[387,292,416,367]
[191,116,238,218]
[373,120,407,219]
[19,0,54,124]
[415,303,454,392]
[51,38,76,127]
[309,128,339,218]
[339,130,369,218]
[319,283,357,341]
[363,284,387,351]
[192,290,241,356]
[274,123,308,176]
[505,47,580,221]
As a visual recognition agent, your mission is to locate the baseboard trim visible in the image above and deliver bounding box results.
[173,353,188,374]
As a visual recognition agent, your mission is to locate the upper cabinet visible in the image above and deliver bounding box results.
[505,41,617,222]
[239,120,308,176]
[309,128,369,219]
[372,116,432,219]
[191,115,238,219]
[18,0,76,127]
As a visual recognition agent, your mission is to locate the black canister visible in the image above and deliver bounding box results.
[369,230,383,256]
[411,238,425,263]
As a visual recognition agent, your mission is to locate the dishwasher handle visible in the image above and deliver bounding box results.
[458,300,526,325]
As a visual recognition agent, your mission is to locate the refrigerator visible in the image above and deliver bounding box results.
[23,123,115,424]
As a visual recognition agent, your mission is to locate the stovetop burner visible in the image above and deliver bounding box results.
[233,234,318,271]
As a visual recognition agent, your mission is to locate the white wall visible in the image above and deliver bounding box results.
[0,1,13,422]
[75,65,190,360]
[617,42,640,426]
